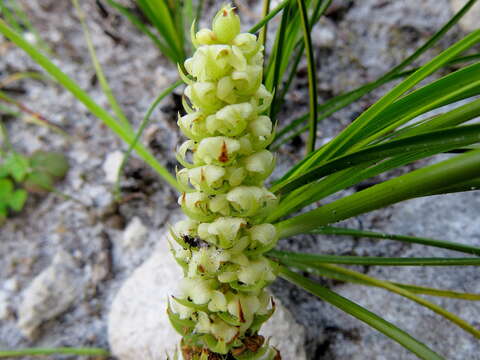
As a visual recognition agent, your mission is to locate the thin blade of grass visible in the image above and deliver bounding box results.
[106,0,177,62]
[0,348,109,358]
[313,226,480,256]
[274,260,480,300]
[114,79,182,199]
[296,0,318,153]
[73,0,130,130]
[259,0,271,49]
[269,250,480,266]
[279,266,443,360]
[248,0,289,34]
[0,18,180,191]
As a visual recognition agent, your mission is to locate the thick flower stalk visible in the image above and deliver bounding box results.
[169,5,280,359]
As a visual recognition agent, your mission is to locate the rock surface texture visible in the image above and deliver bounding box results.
[0,0,478,359]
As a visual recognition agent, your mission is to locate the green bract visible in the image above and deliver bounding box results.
[171,5,280,359]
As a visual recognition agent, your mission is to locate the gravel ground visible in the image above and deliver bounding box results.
[0,0,479,359]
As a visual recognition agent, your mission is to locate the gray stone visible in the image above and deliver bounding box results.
[17,250,84,339]
[0,292,10,320]
[122,217,148,249]
[108,229,307,360]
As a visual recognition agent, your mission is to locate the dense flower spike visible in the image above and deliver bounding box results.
[170,5,280,359]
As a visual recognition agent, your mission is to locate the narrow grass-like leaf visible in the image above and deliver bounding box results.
[259,0,271,49]
[106,0,177,62]
[137,0,183,61]
[248,0,289,34]
[73,0,130,130]
[275,149,480,238]
[281,261,480,338]
[270,250,480,266]
[273,0,480,148]
[313,226,480,256]
[0,348,109,358]
[296,0,318,153]
[274,260,480,300]
[272,53,480,149]
[272,124,480,194]
[271,91,480,220]
[290,29,480,176]
[279,266,443,360]
[0,19,180,191]
[114,80,182,198]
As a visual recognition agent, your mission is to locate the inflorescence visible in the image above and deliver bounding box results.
[169,5,280,359]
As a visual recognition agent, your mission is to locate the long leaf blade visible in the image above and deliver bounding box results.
[279,266,444,360]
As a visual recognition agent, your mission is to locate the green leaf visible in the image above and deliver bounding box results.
[276,259,480,300]
[272,0,480,148]
[282,261,480,338]
[279,266,443,360]
[269,249,480,266]
[0,165,8,178]
[30,151,69,180]
[166,302,195,336]
[4,153,30,182]
[114,80,182,199]
[296,0,318,153]
[0,178,14,200]
[0,348,109,358]
[313,226,480,256]
[248,0,289,34]
[8,189,27,212]
[106,0,177,62]
[272,124,480,195]
[171,296,208,312]
[23,172,54,193]
[73,0,130,129]
[275,149,480,238]
[290,29,480,176]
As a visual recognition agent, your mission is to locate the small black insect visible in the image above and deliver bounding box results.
[182,235,208,248]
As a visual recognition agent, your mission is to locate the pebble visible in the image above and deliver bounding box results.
[103,151,125,184]
[122,217,148,249]
[16,250,84,339]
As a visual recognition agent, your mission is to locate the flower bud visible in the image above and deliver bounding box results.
[212,5,240,44]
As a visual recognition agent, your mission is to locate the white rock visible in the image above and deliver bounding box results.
[17,250,84,338]
[108,231,307,360]
[450,0,480,32]
[102,150,124,183]
[0,292,10,320]
[312,24,336,48]
[261,298,307,360]
[108,233,182,360]
[3,278,19,292]
[122,217,148,249]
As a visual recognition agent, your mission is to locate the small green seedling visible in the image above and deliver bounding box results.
[0,150,69,224]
